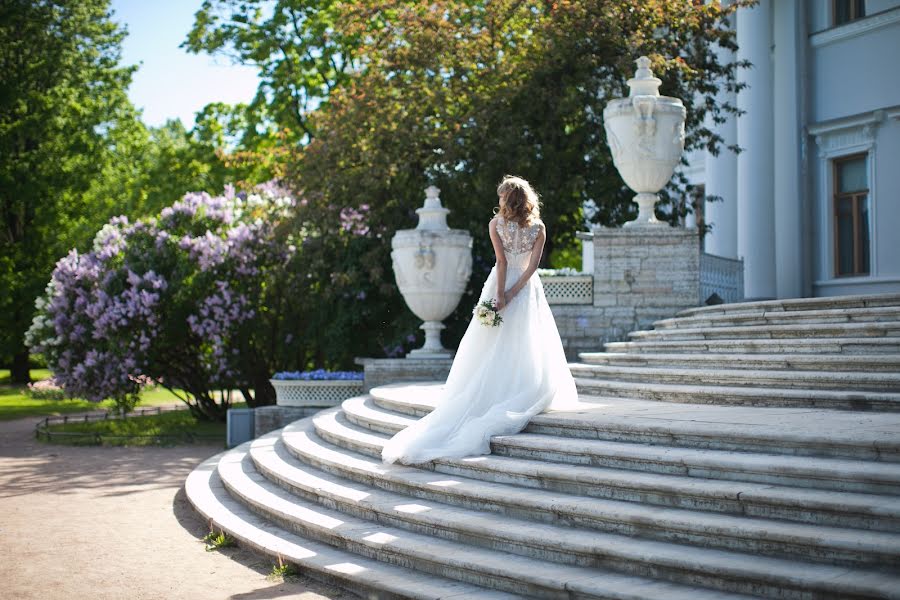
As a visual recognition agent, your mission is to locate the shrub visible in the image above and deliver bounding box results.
[26,183,299,420]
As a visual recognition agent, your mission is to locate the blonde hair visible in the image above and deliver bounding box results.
[495,175,541,226]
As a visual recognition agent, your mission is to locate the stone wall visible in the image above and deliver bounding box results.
[254,405,323,438]
[355,357,453,392]
[551,226,701,359]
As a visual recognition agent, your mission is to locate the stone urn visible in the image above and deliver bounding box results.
[603,56,686,226]
[392,186,473,358]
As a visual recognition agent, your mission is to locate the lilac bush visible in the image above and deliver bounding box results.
[26,184,298,419]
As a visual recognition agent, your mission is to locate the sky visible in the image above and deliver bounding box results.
[110,0,261,128]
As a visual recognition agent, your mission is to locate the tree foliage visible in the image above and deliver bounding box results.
[0,1,281,382]
[0,0,136,382]
[189,0,747,361]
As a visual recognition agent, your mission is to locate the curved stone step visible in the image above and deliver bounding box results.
[248,430,900,597]
[629,322,900,342]
[604,337,900,354]
[568,363,900,392]
[310,408,900,532]
[183,452,514,599]
[369,383,900,462]
[676,293,900,319]
[578,352,900,373]
[219,439,756,600]
[654,306,900,330]
[571,377,900,411]
[340,396,900,494]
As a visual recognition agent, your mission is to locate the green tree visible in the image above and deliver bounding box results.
[184,0,360,142]
[0,0,136,383]
[188,0,748,365]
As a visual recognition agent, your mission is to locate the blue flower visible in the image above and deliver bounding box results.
[272,369,364,381]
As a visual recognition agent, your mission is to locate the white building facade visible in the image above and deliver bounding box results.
[696,0,900,300]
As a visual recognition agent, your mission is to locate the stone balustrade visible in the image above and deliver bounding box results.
[700,252,745,304]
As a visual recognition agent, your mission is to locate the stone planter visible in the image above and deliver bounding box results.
[603,56,686,227]
[270,379,365,408]
[391,185,473,358]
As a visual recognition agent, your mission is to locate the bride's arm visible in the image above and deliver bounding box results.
[505,224,545,303]
[488,218,508,309]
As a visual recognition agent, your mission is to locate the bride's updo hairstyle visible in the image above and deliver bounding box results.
[496,175,541,226]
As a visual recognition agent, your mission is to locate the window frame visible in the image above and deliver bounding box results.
[832,0,867,26]
[832,153,870,277]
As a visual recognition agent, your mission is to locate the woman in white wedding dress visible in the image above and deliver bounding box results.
[381,175,579,465]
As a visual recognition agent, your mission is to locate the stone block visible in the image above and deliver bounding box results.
[254,405,322,437]
[355,357,453,391]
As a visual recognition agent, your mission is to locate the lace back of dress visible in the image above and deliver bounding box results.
[497,217,541,256]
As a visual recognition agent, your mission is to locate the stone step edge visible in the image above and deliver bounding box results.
[367,385,900,461]
[653,306,900,329]
[183,452,515,600]
[250,432,900,595]
[221,441,754,600]
[314,409,900,531]
[567,363,900,388]
[287,417,900,568]
[577,352,900,371]
[571,377,900,411]
[605,337,900,350]
[676,293,900,318]
[341,396,900,492]
[628,322,900,340]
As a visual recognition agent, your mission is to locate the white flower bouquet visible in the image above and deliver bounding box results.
[474,298,503,327]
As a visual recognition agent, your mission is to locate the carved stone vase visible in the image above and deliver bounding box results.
[392,186,473,358]
[603,56,686,226]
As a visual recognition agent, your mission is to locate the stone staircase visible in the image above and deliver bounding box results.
[186,293,900,599]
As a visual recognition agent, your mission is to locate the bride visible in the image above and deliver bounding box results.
[381,175,579,465]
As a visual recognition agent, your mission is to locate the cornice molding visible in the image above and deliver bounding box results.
[808,108,896,158]
[809,8,900,48]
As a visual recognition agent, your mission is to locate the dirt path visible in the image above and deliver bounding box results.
[0,415,346,600]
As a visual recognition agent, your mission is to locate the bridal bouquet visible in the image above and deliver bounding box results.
[474,298,503,327]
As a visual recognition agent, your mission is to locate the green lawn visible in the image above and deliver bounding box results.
[40,408,231,446]
[0,369,188,421]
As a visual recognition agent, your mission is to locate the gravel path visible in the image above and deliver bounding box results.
[0,414,346,600]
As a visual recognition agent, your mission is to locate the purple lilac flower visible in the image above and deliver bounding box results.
[27,183,298,401]
[339,204,370,236]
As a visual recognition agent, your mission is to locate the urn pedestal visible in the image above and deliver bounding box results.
[603,56,687,227]
[391,186,473,358]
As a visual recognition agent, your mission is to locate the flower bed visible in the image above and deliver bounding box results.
[270,370,365,407]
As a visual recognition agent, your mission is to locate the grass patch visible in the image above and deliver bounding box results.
[203,529,237,551]
[268,555,301,580]
[0,368,200,420]
[0,368,52,384]
[40,405,245,446]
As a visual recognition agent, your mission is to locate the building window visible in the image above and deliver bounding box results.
[833,0,866,26]
[833,154,870,277]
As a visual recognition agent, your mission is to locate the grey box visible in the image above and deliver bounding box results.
[227,408,256,448]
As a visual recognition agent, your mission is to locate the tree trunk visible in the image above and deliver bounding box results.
[251,375,276,407]
[10,350,30,384]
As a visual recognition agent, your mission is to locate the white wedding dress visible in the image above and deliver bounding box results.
[381,216,579,465]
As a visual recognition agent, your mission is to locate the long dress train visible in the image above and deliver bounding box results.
[381,217,578,465]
